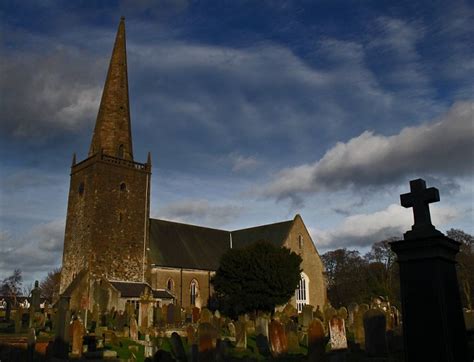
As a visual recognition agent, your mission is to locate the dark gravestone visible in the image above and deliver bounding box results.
[170,332,187,362]
[198,322,215,362]
[308,318,325,361]
[53,296,71,358]
[31,281,41,312]
[363,309,387,357]
[166,304,175,325]
[391,179,469,362]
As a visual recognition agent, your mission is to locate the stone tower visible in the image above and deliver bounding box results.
[59,18,151,294]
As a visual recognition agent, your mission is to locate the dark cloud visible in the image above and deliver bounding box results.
[263,101,473,204]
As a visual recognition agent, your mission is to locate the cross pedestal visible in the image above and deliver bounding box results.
[391,179,468,361]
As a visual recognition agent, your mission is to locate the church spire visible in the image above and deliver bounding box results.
[88,17,133,160]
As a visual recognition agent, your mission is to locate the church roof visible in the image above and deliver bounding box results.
[109,280,174,300]
[149,218,294,271]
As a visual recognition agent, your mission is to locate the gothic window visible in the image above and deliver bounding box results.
[118,144,124,158]
[295,273,309,312]
[78,182,85,196]
[167,278,174,292]
[120,182,127,191]
[190,279,198,306]
[298,235,304,249]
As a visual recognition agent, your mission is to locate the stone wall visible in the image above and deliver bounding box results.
[60,154,151,294]
[151,267,214,308]
[283,215,327,310]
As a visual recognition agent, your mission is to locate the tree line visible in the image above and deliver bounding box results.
[321,229,473,309]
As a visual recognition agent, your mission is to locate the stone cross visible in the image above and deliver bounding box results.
[400,179,440,238]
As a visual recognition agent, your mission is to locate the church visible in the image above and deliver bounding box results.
[59,18,327,317]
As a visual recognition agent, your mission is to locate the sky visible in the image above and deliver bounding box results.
[0,0,473,287]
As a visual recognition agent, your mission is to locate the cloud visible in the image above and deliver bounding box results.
[231,154,260,172]
[35,219,65,252]
[0,220,64,283]
[263,101,473,204]
[155,199,241,228]
[313,203,459,250]
[0,43,103,139]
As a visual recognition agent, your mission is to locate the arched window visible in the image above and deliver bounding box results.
[120,182,127,191]
[166,278,174,292]
[295,273,309,312]
[190,279,198,306]
[118,144,124,158]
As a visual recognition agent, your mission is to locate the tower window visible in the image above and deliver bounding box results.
[298,235,304,249]
[78,182,85,196]
[120,182,127,191]
[118,144,124,158]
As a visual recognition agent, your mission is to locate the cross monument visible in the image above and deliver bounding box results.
[400,178,442,239]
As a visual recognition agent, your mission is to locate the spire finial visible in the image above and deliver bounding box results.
[147,152,152,166]
[72,153,76,166]
[88,17,134,160]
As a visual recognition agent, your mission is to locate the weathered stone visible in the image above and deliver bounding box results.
[353,303,368,349]
[187,324,196,345]
[130,317,138,341]
[329,316,347,350]
[71,318,84,357]
[235,320,247,349]
[227,321,236,337]
[302,304,314,327]
[192,306,200,323]
[269,319,288,356]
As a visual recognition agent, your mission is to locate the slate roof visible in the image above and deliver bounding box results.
[109,281,174,300]
[149,218,294,271]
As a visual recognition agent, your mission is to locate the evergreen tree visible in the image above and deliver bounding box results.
[211,240,302,318]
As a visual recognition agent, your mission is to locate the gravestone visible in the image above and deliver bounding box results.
[140,290,154,328]
[153,305,163,326]
[329,316,347,350]
[308,318,325,361]
[314,305,324,322]
[186,324,196,345]
[235,320,247,349]
[71,318,84,357]
[464,309,474,331]
[200,308,212,323]
[144,334,154,358]
[227,321,236,337]
[324,306,337,325]
[302,305,314,327]
[130,317,138,341]
[285,319,297,334]
[353,304,368,349]
[363,308,387,357]
[166,304,175,325]
[337,307,348,320]
[347,303,358,329]
[14,306,23,333]
[198,322,215,361]
[287,330,299,353]
[269,319,288,356]
[31,281,41,312]
[283,303,298,318]
[174,302,182,326]
[170,332,187,361]
[27,327,36,361]
[53,296,71,358]
[192,306,200,323]
[391,179,468,362]
[255,315,269,338]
